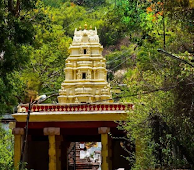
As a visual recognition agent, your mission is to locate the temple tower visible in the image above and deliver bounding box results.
[12,25,133,170]
[58,25,113,104]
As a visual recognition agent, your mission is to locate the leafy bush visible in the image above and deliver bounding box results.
[0,125,14,170]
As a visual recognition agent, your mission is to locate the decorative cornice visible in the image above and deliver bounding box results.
[16,103,133,113]
[12,112,128,122]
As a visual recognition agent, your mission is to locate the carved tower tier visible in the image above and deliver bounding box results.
[58,26,113,104]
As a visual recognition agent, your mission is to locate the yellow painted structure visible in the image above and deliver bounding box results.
[101,133,109,169]
[12,128,24,170]
[44,127,60,170]
[58,25,113,104]
[13,111,127,122]
[49,135,56,170]
[12,25,132,170]
[98,127,110,170]
[14,135,21,170]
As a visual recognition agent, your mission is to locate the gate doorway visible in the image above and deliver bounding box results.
[68,142,101,170]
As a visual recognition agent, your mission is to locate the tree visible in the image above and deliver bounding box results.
[105,0,194,169]
[0,0,37,114]
[0,126,14,170]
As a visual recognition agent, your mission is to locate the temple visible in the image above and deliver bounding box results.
[58,25,113,104]
[12,25,133,170]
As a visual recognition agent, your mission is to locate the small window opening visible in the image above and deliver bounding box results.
[84,49,87,54]
[81,102,86,103]
[82,73,86,79]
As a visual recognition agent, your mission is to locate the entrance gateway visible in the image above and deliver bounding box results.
[12,24,133,170]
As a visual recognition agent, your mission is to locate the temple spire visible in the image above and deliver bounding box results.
[84,22,87,30]
[58,26,113,104]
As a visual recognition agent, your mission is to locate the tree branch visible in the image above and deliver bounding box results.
[157,49,194,68]
[8,0,14,15]
[15,0,20,17]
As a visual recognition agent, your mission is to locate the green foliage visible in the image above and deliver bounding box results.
[0,0,194,169]
[122,47,194,168]
[0,0,38,114]
[106,1,194,169]
[73,0,106,8]
[16,1,113,102]
[17,2,73,103]
[0,126,14,170]
[42,0,66,7]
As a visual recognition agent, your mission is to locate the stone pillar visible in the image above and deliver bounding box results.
[12,128,24,170]
[44,127,60,170]
[69,70,72,80]
[74,70,76,80]
[98,127,110,170]
[94,70,96,79]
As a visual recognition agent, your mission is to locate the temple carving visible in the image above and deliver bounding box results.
[58,26,113,104]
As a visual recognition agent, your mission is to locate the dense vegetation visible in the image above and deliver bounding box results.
[0,126,13,169]
[0,0,194,169]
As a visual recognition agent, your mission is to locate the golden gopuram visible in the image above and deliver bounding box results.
[12,25,133,170]
[58,26,113,104]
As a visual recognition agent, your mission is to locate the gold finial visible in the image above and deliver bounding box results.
[79,26,82,30]
[84,22,87,29]
[90,25,92,29]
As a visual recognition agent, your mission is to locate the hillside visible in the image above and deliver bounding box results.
[0,0,194,169]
